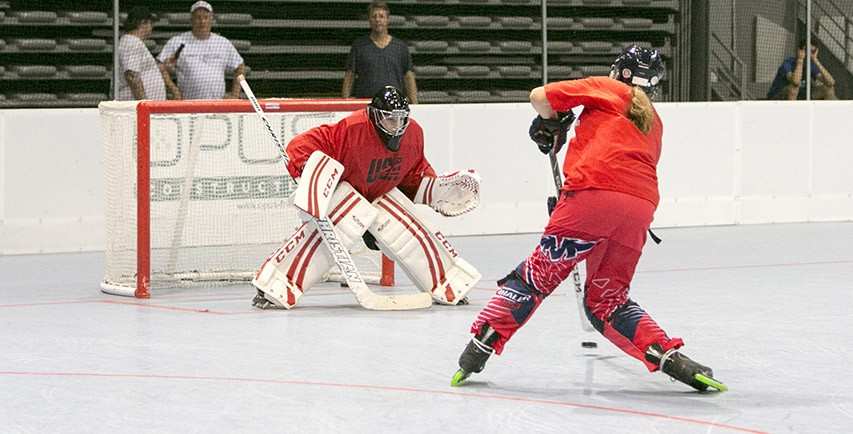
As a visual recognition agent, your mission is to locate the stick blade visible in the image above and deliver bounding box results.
[357,290,433,311]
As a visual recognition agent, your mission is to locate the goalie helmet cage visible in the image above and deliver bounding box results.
[99,99,394,298]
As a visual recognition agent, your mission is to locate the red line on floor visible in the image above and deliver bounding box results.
[0,370,767,434]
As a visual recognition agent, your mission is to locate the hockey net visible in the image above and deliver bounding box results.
[99,99,394,298]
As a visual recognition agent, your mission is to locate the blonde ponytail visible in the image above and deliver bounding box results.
[628,86,654,134]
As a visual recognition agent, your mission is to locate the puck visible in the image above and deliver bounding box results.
[581,341,597,348]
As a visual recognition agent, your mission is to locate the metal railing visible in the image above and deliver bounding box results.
[710,31,752,100]
[799,0,852,72]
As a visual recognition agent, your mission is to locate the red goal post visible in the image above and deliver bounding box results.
[99,99,394,298]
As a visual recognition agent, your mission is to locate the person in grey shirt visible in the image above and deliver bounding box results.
[342,1,418,103]
[116,6,167,100]
[157,1,245,99]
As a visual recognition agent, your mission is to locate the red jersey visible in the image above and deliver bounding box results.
[544,76,662,207]
[285,108,436,202]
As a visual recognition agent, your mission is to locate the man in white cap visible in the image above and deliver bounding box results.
[158,1,246,99]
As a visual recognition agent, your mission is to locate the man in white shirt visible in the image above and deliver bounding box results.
[117,7,167,100]
[157,1,246,99]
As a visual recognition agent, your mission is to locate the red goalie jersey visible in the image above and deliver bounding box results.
[285,108,436,202]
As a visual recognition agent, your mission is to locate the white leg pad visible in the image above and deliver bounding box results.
[252,182,377,308]
[370,189,481,305]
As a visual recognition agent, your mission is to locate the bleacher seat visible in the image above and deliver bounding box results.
[418,91,451,103]
[496,65,532,77]
[548,41,574,53]
[65,11,108,24]
[13,11,57,23]
[582,0,612,4]
[14,39,57,51]
[491,90,529,100]
[0,39,6,50]
[0,65,5,76]
[65,38,107,51]
[579,65,611,76]
[166,13,190,25]
[498,0,531,4]
[12,93,59,102]
[414,16,450,27]
[412,41,449,52]
[231,40,252,52]
[623,0,652,5]
[63,93,108,102]
[460,0,489,3]
[619,18,654,29]
[217,14,253,25]
[64,65,108,78]
[497,41,533,53]
[389,15,405,26]
[578,41,614,53]
[13,65,57,78]
[453,66,490,77]
[413,65,449,77]
[455,41,491,53]
[451,90,491,101]
[576,18,615,29]
[495,17,534,29]
[547,65,574,79]
[546,18,574,30]
[456,16,492,28]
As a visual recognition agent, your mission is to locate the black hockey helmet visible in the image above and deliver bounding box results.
[368,86,410,152]
[610,45,665,98]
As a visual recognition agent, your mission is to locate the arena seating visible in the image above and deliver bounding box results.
[0,0,678,107]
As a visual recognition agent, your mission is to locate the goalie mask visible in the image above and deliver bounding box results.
[610,45,665,99]
[368,86,410,152]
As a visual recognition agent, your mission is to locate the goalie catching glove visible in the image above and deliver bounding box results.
[414,170,481,217]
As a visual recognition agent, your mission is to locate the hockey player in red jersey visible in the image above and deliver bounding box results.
[251,86,482,309]
[451,46,726,392]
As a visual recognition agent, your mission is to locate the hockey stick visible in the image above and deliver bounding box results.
[238,75,432,310]
[547,137,596,335]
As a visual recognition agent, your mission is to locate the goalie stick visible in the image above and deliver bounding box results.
[547,136,597,336]
[238,75,432,311]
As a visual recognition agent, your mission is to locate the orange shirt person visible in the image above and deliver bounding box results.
[452,46,726,393]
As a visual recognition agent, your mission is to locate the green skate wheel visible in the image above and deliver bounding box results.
[694,373,728,392]
[451,369,470,387]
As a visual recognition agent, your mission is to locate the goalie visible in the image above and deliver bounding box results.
[252,86,481,309]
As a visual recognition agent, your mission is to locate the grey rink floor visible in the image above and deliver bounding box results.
[2,222,852,434]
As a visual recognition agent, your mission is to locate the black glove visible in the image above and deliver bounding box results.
[362,231,380,251]
[528,111,575,155]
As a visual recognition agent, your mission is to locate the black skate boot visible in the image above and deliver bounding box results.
[251,289,279,309]
[645,344,727,392]
[451,324,499,386]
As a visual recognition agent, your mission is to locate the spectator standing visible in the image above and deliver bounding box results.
[157,1,246,99]
[116,7,167,101]
[767,37,836,100]
[342,1,418,103]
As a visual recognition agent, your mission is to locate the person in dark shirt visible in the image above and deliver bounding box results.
[342,1,418,103]
[767,37,836,100]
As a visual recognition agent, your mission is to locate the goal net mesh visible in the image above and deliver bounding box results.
[99,100,390,296]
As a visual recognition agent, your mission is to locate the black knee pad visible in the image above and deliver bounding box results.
[496,268,541,325]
